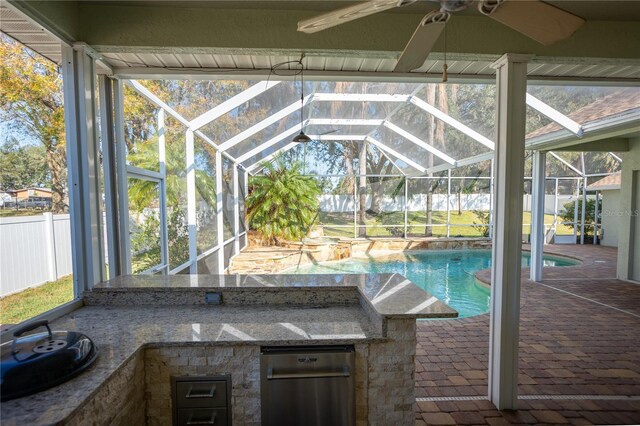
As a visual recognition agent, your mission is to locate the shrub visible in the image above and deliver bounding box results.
[560,198,601,236]
[471,210,491,237]
[246,159,321,245]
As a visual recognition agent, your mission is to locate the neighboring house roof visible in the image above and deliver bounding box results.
[14,187,52,193]
[526,90,640,140]
[586,172,621,191]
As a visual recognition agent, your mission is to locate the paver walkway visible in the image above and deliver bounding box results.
[416,245,640,425]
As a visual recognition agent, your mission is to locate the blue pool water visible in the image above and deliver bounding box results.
[288,250,578,318]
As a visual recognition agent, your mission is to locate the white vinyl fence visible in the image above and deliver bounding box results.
[0,213,73,297]
[319,194,579,215]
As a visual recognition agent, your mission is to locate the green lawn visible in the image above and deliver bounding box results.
[317,210,574,238]
[0,275,74,325]
[0,208,51,217]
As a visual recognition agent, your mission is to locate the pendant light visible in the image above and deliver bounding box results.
[292,55,312,143]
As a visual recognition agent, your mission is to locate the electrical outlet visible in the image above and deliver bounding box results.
[205,292,222,304]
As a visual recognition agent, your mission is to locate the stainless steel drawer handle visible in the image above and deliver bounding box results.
[185,385,216,398]
[186,411,217,425]
[267,367,351,380]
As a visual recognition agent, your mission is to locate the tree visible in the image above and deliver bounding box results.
[560,198,601,238]
[246,159,321,245]
[0,35,66,212]
[0,139,49,190]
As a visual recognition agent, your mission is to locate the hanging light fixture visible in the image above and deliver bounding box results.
[292,54,312,143]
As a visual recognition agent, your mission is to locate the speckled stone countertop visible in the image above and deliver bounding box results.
[0,304,377,425]
[90,273,458,319]
[1,273,456,425]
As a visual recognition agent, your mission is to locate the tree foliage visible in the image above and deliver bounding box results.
[560,198,601,237]
[471,210,491,237]
[0,139,48,190]
[0,35,66,212]
[246,159,321,244]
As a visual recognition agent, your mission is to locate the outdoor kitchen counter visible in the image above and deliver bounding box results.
[85,273,458,319]
[0,273,457,425]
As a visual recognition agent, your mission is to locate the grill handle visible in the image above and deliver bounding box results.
[185,384,216,399]
[266,366,351,380]
[186,411,217,425]
[11,320,53,355]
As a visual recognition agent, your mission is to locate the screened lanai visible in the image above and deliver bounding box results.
[3,0,640,418]
[118,78,633,277]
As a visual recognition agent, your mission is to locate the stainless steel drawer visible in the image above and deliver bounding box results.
[175,380,227,408]
[261,345,355,426]
[176,408,227,426]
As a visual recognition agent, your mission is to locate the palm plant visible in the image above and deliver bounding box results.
[246,159,321,245]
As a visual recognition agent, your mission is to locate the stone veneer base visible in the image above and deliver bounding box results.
[231,238,492,274]
[59,318,416,426]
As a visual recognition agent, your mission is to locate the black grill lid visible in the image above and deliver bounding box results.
[1,320,98,401]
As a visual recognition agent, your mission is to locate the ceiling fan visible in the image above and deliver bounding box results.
[297,0,585,73]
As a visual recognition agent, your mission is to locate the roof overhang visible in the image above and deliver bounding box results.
[526,111,640,152]
[2,1,640,84]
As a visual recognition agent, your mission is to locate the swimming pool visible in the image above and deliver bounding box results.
[287,250,578,318]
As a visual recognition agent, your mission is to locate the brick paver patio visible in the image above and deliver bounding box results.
[416,244,640,425]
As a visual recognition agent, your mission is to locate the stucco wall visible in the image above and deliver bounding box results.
[617,137,640,280]
[600,189,621,247]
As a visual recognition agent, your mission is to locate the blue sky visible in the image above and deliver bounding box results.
[1,119,40,147]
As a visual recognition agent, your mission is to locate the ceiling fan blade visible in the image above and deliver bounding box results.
[297,0,405,34]
[479,0,585,45]
[394,11,448,73]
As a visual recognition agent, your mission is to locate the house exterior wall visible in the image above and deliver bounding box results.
[617,137,640,280]
[600,189,621,247]
[14,188,52,200]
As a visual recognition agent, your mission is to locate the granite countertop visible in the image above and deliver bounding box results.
[1,273,457,424]
[93,273,458,319]
[1,304,377,425]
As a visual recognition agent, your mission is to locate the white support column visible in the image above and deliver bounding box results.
[580,153,587,244]
[353,174,358,238]
[158,109,169,273]
[215,151,225,273]
[530,151,546,282]
[593,191,599,245]
[233,164,240,255]
[489,159,495,238]
[573,182,579,241]
[242,170,249,248]
[404,176,409,238]
[553,178,559,235]
[113,80,131,274]
[489,53,531,410]
[186,130,198,273]
[447,170,451,238]
[61,45,105,294]
[99,75,121,279]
